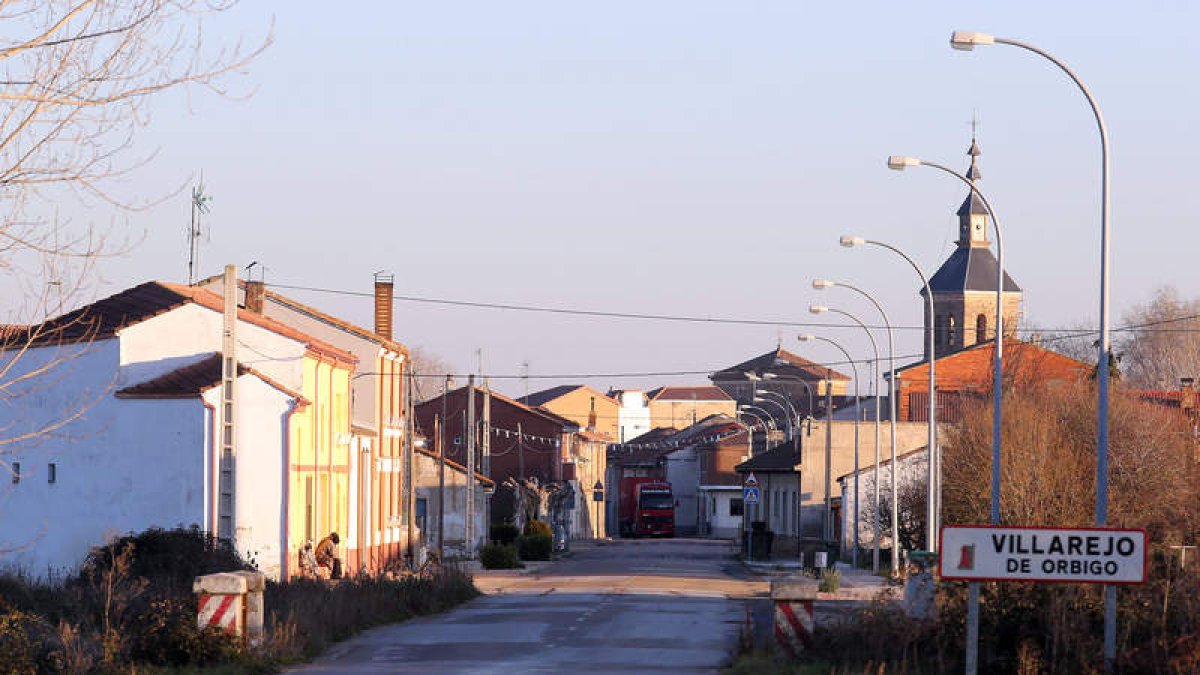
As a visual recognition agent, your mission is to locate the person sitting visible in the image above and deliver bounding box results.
[298,540,319,578]
[315,532,342,579]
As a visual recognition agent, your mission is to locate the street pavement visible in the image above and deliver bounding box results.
[289,538,768,674]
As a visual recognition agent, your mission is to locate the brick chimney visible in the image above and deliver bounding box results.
[374,273,394,340]
[245,280,265,314]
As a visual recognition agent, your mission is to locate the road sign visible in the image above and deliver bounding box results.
[743,486,761,505]
[940,526,1147,585]
[744,472,758,487]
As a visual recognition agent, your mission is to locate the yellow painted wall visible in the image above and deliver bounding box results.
[288,355,353,566]
[538,387,619,440]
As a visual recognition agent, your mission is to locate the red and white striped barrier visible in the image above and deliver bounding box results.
[770,577,818,656]
[198,592,243,634]
[193,571,265,644]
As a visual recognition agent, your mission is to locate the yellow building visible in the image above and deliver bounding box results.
[647,386,737,430]
[519,384,619,441]
[287,346,357,558]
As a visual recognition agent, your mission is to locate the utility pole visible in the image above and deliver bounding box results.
[824,372,833,543]
[403,360,415,567]
[517,422,525,480]
[466,374,477,557]
[438,376,448,559]
[482,382,491,543]
[218,264,237,542]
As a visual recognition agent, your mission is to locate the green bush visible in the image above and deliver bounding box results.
[490,523,520,545]
[523,520,552,538]
[517,534,553,561]
[818,567,841,593]
[479,543,522,569]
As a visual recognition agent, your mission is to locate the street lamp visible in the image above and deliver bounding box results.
[950,30,1115,671]
[888,153,1006,525]
[739,405,777,433]
[797,333,859,558]
[811,303,881,573]
[814,279,899,575]
[753,391,792,439]
[841,235,939,553]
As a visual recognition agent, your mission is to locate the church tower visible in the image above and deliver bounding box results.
[921,137,1022,359]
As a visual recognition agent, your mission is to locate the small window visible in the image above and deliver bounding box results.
[976,314,987,343]
[11,462,19,484]
[730,498,744,517]
[47,463,56,484]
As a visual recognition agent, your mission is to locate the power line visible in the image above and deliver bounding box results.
[266,281,1200,336]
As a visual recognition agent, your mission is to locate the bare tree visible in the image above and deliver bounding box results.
[409,345,458,403]
[0,2,267,477]
[1116,286,1200,389]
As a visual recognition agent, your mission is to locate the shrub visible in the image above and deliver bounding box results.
[0,610,46,674]
[523,520,552,538]
[818,568,841,593]
[479,543,522,570]
[517,534,553,561]
[490,523,520,545]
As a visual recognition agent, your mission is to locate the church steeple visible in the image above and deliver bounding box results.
[956,136,990,248]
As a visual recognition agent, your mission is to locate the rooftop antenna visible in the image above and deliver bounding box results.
[188,175,213,285]
[521,360,530,401]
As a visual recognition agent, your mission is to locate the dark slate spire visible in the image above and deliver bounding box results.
[956,135,989,245]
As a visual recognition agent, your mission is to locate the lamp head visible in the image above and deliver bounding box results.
[762,373,778,379]
[887,155,921,171]
[797,334,815,342]
[950,30,994,51]
[809,305,828,315]
[752,397,766,403]
[839,235,864,248]
[743,371,760,381]
[812,279,835,290]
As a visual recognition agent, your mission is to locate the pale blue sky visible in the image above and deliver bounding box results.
[40,2,1200,395]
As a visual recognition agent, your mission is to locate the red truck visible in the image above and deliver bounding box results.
[618,477,675,537]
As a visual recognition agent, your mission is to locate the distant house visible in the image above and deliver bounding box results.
[608,389,651,442]
[0,281,357,580]
[711,347,851,418]
[410,435,493,557]
[646,385,736,429]
[659,415,750,538]
[836,447,928,560]
[519,384,619,441]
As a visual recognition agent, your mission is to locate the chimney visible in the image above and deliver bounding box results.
[374,272,394,340]
[245,280,265,314]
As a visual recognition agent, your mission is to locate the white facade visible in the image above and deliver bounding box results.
[614,390,651,443]
[664,447,698,536]
[838,449,928,557]
[413,451,487,556]
[699,488,743,538]
[0,304,304,579]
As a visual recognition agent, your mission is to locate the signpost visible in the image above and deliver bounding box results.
[940,526,1147,585]
[743,473,760,559]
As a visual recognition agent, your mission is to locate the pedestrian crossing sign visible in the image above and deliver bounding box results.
[743,486,761,505]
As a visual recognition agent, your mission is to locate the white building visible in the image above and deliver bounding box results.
[0,282,344,579]
[609,389,651,443]
[837,447,929,559]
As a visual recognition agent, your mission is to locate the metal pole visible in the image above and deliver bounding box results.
[961,33,1113,670]
[404,361,415,567]
[824,373,833,543]
[810,338,858,564]
[466,374,476,558]
[865,240,937,553]
[437,377,447,559]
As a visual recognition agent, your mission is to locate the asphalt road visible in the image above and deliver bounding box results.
[290,538,769,674]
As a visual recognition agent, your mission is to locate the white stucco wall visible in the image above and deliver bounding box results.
[616,391,651,443]
[119,303,307,392]
[413,452,485,555]
[0,340,207,577]
[839,449,928,556]
[700,488,743,538]
[203,376,294,579]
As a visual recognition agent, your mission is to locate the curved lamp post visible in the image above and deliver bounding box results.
[811,303,882,573]
[756,391,798,440]
[841,235,939,553]
[950,31,1115,670]
[740,404,778,433]
[887,154,1006,526]
[814,279,899,575]
[797,333,860,563]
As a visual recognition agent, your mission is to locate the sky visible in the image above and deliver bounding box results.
[23,1,1200,398]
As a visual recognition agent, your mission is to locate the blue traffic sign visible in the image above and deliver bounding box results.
[743,486,761,505]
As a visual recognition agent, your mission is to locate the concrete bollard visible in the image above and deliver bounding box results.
[194,570,266,645]
[771,576,818,656]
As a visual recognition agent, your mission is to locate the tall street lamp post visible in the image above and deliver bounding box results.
[841,235,939,553]
[887,154,1009,671]
[797,333,860,562]
[950,29,1115,672]
[755,391,797,440]
[813,279,899,575]
[811,303,882,573]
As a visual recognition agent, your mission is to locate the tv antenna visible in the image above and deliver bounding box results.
[187,176,213,285]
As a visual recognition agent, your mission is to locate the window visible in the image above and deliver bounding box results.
[730,498,744,517]
[773,490,780,518]
[976,314,987,343]
[792,492,798,534]
[11,462,19,484]
[47,463,56,484]
[947,315,957,346]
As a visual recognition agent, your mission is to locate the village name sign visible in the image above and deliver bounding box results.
[940,526,1147,584]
